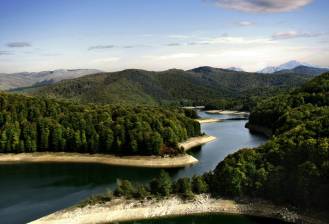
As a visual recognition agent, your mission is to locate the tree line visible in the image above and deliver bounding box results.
[82,170,209,206]
[0,93,200,155]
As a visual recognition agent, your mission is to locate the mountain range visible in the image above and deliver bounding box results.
[257,60,328,74]
[274,65,329,76]
[0,69,102,90]
[225,67,244,72]
[2,60,327,92]
[28,67,313,105]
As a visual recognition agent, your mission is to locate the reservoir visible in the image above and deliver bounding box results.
[0,112,267,224]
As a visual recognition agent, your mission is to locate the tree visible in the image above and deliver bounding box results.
[174,177,194,199]
[192,175,208,194]
[150,170,172,197]
[114,179,135,198]
[133,185,150,199]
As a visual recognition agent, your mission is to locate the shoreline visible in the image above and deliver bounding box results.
[0,152,198,168]
[205,110,250,116]
[245,123,273,138]
[195,118,223,124]
[0,135,216,168]
[178,135,216,151]
[29,194,326,224]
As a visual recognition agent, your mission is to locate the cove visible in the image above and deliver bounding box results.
[0,112,266,224]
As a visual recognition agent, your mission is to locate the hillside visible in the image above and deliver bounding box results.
[210,73,329,211]
[32,68,313,105]
[0,69,101,90]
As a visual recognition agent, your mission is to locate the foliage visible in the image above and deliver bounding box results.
[191,175,208,194]
[0,93,200,155]
[31,68,312,107]
[209,73,329,211]
[133,184,151,199]
[150,170,172,197]
[174,177,194,199]
[114,179,135,198]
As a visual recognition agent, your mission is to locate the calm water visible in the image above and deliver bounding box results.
[0,112,267,224]
[121,214,290,224]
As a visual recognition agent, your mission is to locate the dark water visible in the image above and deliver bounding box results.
[0,112,267,224]
[121,214,290,224]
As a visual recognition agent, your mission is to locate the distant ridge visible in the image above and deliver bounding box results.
[29,67,312,105]
[225,67,244,72]
[275,65,329,76]
[0,69,102,90]
[258,60,314,74]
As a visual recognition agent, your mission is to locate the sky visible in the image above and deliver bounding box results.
[0,0,329,73]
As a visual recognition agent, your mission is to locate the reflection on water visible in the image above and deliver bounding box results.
[0,112,267,223]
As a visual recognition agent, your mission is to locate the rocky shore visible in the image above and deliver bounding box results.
[29,195,326,224]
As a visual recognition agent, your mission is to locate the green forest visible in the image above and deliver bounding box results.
[24,68,312,108]
[104,73,329,213]
[0,93,200,155]
[210,73,329,211]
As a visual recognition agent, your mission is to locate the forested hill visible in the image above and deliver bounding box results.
[209,73,329,211]
[31,68,312,105]
[247,72,329,135]
[0,93,200,155]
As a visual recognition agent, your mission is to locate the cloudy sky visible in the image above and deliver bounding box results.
[0,0,328,73]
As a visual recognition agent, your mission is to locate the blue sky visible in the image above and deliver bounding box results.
[0,0,328,73]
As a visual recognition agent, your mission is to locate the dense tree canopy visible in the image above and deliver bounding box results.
[0,93,200,155]
[209,73,329,211]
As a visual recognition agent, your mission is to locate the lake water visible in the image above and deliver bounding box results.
[0,112,267,224]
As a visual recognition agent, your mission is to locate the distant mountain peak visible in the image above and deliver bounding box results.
[258,60,313,74]
[225,67,244,72]
[190,66,217,74]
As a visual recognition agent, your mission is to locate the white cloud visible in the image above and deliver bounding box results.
[168,35,191,39]
[88,45,115,51]
[144,53,199,60]
[272,31,324,40]
[237,21,254,26]
[209,0,313,13]
[91,57,120,64]
[7,42,31,48]
[0,51,12,55]
[198,36,275,45]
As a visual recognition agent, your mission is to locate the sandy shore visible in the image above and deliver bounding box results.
[0,152,198,168]
[0,136,215,168]
[195,118,223,124]
[178,135,216,151]
[205,110,250,116]
[29,194,326,224]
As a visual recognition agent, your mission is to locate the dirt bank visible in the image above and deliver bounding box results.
[205,110,250,116]
[29,195,326,224]
[178,135,216,151]
[195,118,223,124]
[0,135,216,168]
[0,152,198,168]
